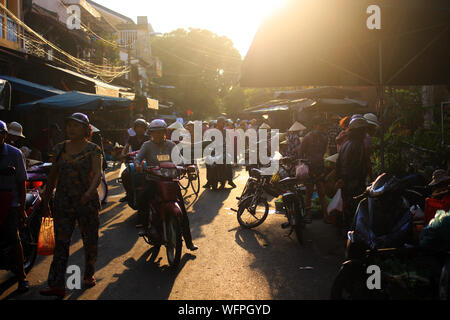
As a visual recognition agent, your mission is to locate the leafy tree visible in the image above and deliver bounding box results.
[150,28,242,119]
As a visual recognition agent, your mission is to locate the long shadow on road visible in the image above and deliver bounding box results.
[233,216,345,299]
[188,188,231,241]
[96,250,196,300]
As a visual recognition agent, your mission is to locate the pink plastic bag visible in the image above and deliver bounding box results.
[296,163,309,180]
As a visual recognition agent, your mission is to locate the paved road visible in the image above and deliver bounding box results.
[0,164,345,300]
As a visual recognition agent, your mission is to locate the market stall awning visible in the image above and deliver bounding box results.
[241,0,450,87]
[15,91,132,112]
[303,98,369,114]
[242,98,316,115]
[0,75,65,98]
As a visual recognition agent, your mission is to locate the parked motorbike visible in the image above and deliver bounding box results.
[0,167,43,275]
[137,160,184,269]
[330,173,450,300]
[233,157,308,245]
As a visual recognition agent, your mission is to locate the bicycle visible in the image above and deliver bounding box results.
[177,162,201,196]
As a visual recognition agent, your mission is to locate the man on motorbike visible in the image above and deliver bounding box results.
[134,119,198,251]
[0,120,29,293]
[119,119,150,203]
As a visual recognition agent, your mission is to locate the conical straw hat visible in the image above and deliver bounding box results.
[289,121,306,132]
[325,153,339,163]
[168,121,184,130]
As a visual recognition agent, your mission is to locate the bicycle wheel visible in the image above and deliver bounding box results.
[237,196,269,229]
[189,165,200,195]
[178,170,190,190]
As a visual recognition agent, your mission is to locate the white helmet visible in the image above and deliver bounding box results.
[148,119,167,132]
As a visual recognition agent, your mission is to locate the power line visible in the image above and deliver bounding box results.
[0,2,130,81]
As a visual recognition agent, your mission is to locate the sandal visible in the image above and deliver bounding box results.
[84,276,96,288]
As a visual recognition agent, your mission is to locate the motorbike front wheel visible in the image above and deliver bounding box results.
[237,197,269,229]
[165,214,183,269]
[330,260,370,300]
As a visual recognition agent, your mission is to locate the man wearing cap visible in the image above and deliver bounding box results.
[336,117,369,233]
[0,120,29,293]
[134,119,198,251]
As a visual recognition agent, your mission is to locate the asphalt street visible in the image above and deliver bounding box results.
[0,163,345,300]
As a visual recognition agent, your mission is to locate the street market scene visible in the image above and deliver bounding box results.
[0,0,449,304]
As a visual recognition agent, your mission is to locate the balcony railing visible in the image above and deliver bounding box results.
[0,6,24,51]
[6,17,18,43]
[0,14,3,39]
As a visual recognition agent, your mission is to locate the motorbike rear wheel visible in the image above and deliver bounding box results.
[237,197,269,229]
[165,214,182,269]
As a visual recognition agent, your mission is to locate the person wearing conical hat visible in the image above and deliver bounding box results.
[286,121,303,159]
[289,121,306,132]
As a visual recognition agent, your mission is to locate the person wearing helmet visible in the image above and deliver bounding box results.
[119,119,150,203]
[40,113,103,298]
[134,119,198,251]
[335,117,369,235]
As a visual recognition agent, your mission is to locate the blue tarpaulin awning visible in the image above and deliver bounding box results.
[0,75,65,98]
[16,91,132,112]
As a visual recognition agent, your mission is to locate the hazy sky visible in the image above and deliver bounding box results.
[92,0,289,58]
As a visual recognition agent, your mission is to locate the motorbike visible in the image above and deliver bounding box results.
[331,173,450,300]
[137,160,185,269]
[0,167,43,275]
[233,157,308,245]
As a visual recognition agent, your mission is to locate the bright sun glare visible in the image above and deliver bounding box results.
[93,0,290,57]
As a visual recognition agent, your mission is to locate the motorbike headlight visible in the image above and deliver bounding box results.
[161,168,179,179]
